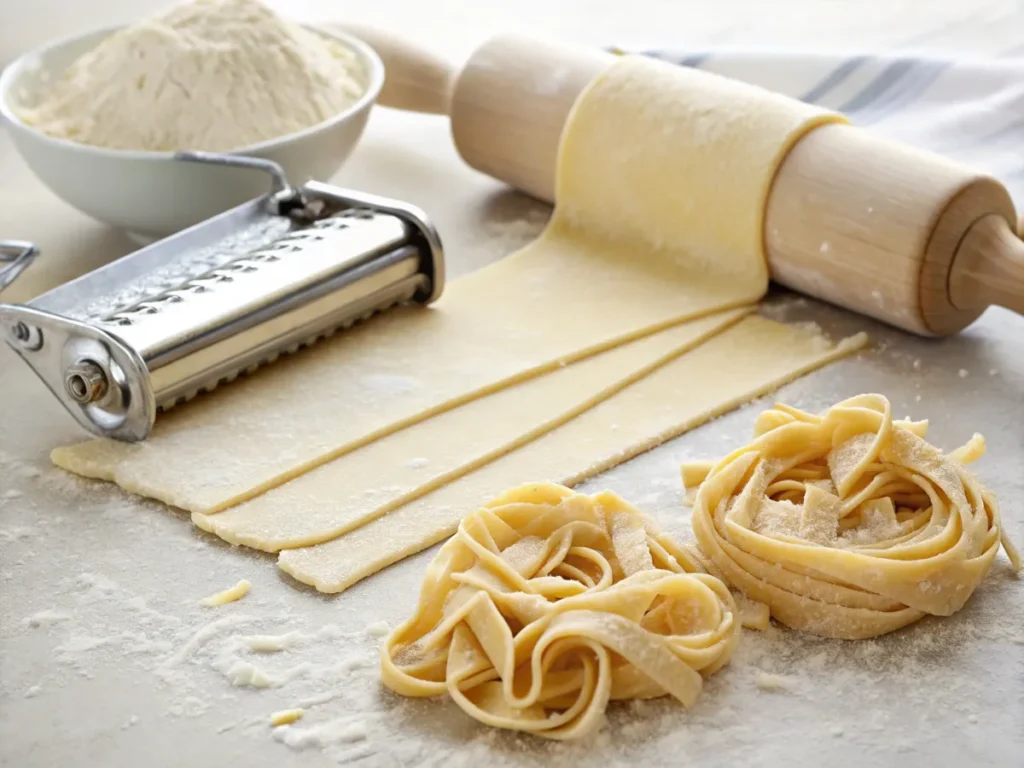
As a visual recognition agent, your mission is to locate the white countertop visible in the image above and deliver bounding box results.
[1,2,1022,767]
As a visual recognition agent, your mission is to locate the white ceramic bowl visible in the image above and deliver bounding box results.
[0,24,384,240]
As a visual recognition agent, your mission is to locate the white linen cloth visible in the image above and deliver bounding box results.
[639,49,1024,209]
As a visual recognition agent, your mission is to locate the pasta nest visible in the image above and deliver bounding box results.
[380,482,740,740]
[687,394,1020,640]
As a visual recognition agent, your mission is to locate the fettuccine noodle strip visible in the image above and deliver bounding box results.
[381,483,740,740]
[686,394,1020,640]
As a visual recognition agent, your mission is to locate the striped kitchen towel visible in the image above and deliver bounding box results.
[638,49,1024,209]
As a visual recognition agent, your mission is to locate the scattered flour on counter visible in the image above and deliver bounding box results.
[755,672,794,692]
[24,609,71,627]
[9,527,1020,768]
[158,618,368,694]
[221,660,274,688]
[159,614,261,672]
[57,635,115,654]
[756,296,810,323]
[405,458,430,470]
[365,621,390,637]
[168,696,213,718]
[273,717,369,750]
[482,207,551,252]
[25,572,385,737]
[0,526,38,542]
[76,572,120,601]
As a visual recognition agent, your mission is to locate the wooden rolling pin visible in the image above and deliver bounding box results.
[333,25,1024,336]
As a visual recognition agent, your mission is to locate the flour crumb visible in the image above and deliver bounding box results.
[819,241,831,254]
[967,713,978,724]
[988,368,999,376]
[17,0,366,152]
[405,458,430,470]
[336,722,368,743]
[3,489,22,500]
[912,359,922,370]
[365,621,390,638]
[24,685,41,698]
[246,632,299,652]
[958,368,969,378]
[755,672,794,692]
[224,660,273,688]
[122,715,140,729]
[830,725,845,737]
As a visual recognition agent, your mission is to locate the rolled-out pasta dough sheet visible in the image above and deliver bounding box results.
[191,309,750,551]
[277,316,868,593]
[52,55,842,514]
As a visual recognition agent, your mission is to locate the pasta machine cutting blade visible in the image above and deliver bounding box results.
[0,153,444,442]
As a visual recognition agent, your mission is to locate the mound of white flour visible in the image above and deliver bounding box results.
[18,0,366,152]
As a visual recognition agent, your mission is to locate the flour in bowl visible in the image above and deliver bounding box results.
[17,0,366,152]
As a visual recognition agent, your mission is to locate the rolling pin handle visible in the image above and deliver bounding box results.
[329,23,457,115]
[949,215,1024,317]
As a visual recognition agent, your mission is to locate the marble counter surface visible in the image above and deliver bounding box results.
[1,2,1021,766]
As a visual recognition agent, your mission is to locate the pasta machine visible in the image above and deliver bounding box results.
[0,152,444,442]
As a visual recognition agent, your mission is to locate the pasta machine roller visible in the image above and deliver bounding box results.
[0,152,444,442]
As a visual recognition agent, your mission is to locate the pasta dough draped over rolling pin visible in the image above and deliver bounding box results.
[685,394,1020,640]
[380,483,740,740]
